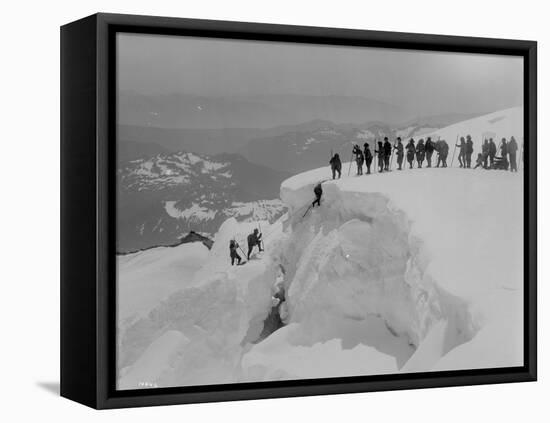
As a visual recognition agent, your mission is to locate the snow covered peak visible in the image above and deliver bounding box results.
[117,150,289,252]
[120,151,232,190]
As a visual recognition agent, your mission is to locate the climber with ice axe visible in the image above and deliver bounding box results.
[229,238,245,266]
[247,228,263,260]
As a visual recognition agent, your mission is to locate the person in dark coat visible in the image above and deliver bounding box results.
[499,139,509,170]
[375,141,385,172]
[434,140,442,167]
[507,136,519,172]
[435,139,447,168]
[229,239,242,265]
[416,138,426,168]
[438,140,449,167]
[406,139,415,169]
[329,153,342,179]
[425,137,435,168]
[394,137,404,170]
[489,138,497,167]
[456,137,466,168]
[312,182,323,208]
[352,144,364,175]
[465,135,474,168]
[247,228,263,260]
[482,139,490,168]
[364,143,373,174]
[383,137,392,171]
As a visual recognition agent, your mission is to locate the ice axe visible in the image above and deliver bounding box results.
[233,235,247,258]
[238,245,247,258]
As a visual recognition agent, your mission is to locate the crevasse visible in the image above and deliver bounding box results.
[248,181,479,374]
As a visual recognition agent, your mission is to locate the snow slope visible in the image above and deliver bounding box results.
[117,242,210,326]
[271,166,523,377]
[423,106,523,150]
[117,167,522,388]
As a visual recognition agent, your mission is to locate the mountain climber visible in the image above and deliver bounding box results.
[229,239,242,266]
[375,141,385,172]
[406,139,415,169]
[465,135,474,168]
[482,139,490,168]
[438,139,449,168]
[425,137,435,168]
[312,182,323,208]
[499,138,509,170]
[247,228,263,260]
[489,138,497,167]
[329,153,342,179]
[434,139,448,168]
[473,153,485,169]
[416,138,426,168]
[383,137,392,171]
[394,138,404,170]
[363,143,373,174]
[456,137,466,168]
[508,136,518,172]
[352,144,364,175]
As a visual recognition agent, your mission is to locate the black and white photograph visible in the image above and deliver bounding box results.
[2,0,547,418]
[115,32,525,390]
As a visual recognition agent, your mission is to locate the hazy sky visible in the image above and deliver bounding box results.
[117,33,523,117]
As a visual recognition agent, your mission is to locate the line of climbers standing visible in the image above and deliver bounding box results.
[334,134,520,178]
[341,136,451,176]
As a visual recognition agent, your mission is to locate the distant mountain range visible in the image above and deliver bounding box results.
[117,151,289,252]
[119,111,483,159]
[118,91,414,130]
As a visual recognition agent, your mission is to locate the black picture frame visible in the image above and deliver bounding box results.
[60,12,537,409]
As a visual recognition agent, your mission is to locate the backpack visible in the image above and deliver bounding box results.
[314,184,323,196]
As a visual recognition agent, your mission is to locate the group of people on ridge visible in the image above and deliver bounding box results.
[472,136,520,171]
[329,134,520,178]
[330,136,452,178]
